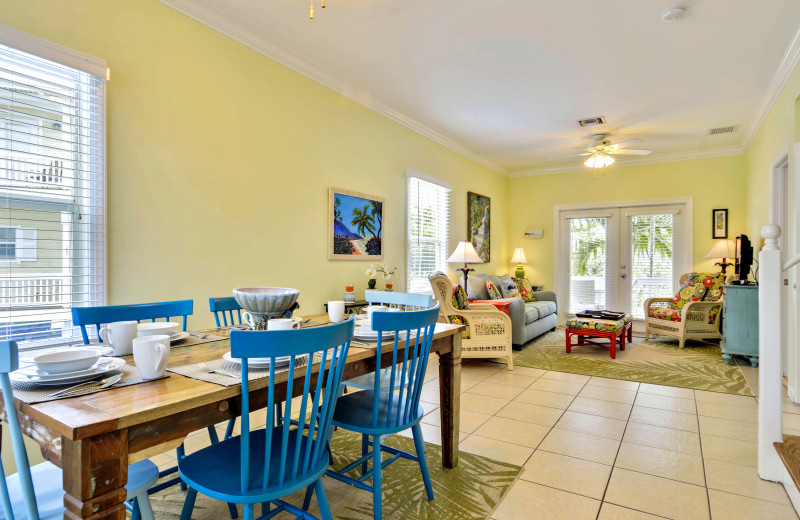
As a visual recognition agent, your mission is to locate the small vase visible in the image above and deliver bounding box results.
[367,278,376,289]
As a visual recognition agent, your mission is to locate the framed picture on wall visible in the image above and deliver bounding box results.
[328,188,384,260]
[468,191,490,262]
[712,208,728,239]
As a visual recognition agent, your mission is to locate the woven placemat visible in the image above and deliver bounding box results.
[10,363,168,404]
[170,333,227,349]
[167,354,317,387]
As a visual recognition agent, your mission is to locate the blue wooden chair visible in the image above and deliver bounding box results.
[0,341,159,520]
[71,300,193,344]
[321,305,439,520]
[342,291,433,391]
[72,301,238,518]
[178,318,355,520]
[209,297,244,327]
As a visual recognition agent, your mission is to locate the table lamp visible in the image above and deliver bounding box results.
[447,241,484,290]
[511,247,528,279]
[705,239,736,274]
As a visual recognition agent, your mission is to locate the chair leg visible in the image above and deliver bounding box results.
[361,434,369,474]
[208,425,220,444]
[302,484,314,510]
[227,501,239,519]
[372,436,382,520]
[176,444,188,491]
[134,492,156,520]
[679,337,685,349]
[315,478,333,520]
[243,504,255,520]
[411,424,434,501]
[179,487,198,520]
[506,353,514,370]
[225,418,236,439]
[131,499,141,520]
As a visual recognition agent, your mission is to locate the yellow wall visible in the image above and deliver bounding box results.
[507,155,749,290]
[0,0,509,330]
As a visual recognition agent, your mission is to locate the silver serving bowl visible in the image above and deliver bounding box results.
[232,287,300,318]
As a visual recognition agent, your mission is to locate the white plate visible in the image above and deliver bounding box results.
[11,358,126,386]
[222,351,298,368]
[17,358,121,380]
[170,332,190,345]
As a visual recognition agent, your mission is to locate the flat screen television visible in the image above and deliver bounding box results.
[733,234,754,285]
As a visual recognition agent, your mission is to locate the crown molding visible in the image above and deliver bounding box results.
[742,25,800,150]
[156,0,507,175]
[508,146,745,177]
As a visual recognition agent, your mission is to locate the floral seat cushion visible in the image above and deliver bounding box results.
[565,314,633,333]
[649,306,682,322]
[449,284,472,338]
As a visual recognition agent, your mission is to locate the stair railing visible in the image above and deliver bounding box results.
[759,224,798,481]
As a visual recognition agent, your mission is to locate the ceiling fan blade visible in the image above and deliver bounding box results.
[606,139,643,150]
[547,153,591,161]
[606,148,652,156]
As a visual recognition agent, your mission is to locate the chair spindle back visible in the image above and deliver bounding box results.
[71,300,193,344]
[230,318,354,493]
[208,297,244,327]
[370,305,439,430]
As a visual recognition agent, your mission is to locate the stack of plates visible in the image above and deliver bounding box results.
[170,331,190,345]
[222,351,305,369]
[11,358,125,386]
[354,327,396,341]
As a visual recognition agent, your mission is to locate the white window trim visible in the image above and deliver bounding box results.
[405,169,451,294]
[0,22,107,78]
[553,197,694,323]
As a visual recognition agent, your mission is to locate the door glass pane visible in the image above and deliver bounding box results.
[629,214,674,318]
[568,217,607,313]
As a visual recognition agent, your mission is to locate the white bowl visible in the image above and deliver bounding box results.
[137,322,181,337]
[233,287,300,316]
[32,349,101,374]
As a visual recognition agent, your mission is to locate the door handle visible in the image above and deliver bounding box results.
[620,274,627,279]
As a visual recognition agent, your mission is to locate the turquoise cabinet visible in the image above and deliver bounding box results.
[721,285,759,367]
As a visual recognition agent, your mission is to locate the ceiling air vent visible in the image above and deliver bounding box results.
[708,125,739,135]
[577,116,607,128]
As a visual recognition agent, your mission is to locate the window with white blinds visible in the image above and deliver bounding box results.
[0,36,106,347]
[407,173,450,293]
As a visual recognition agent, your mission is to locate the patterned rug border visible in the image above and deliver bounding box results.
[507,328,754,396]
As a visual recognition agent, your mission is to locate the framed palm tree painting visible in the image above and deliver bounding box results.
[329,188,384,260]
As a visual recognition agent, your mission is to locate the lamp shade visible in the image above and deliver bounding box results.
[447,241,483,264]
[511,247,527,264]
[706,239,736,259]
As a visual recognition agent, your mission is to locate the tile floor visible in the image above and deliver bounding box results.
[149,354,800,520]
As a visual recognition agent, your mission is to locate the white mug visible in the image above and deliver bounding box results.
[328,301,345,323]
[99,321,138,356]
[132,334,170,380]
[268,318,301,331]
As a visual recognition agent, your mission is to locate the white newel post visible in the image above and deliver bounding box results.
[759,224,784,481]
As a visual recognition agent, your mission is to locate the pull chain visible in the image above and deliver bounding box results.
[309,0,326,19]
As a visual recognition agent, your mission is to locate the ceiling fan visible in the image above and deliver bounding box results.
[550,133,652,168]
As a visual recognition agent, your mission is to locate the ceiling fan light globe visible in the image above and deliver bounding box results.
[604,154,615,166]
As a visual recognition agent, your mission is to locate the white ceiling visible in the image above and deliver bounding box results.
[159,0,800,175]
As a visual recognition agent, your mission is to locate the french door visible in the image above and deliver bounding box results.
[559,203,689,320]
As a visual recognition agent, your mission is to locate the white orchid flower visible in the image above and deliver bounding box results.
[366,268,377,278]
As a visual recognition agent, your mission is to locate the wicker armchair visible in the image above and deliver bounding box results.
[644,272,725,348]
[428,273,513,369]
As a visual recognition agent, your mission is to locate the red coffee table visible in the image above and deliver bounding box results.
[565,314,633,359]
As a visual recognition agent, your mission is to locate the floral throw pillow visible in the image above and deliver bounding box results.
[451,284,470,310]
[486,280,502,300]
[512,277,536,302]
[671,273,705,310]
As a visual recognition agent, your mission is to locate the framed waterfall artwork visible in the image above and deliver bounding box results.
[328,188,384,260]
[467,191,490,262]
[712,208,728,239]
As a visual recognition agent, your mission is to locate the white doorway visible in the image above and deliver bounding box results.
[555,199,693,327]
[771,153,790,378]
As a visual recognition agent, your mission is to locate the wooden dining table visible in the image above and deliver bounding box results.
[0,318,464,520]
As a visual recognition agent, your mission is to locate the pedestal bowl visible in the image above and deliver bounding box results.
[232,287,300,329]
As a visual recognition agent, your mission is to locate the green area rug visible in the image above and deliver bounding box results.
[146,431,521,520]
[515,329,753,396]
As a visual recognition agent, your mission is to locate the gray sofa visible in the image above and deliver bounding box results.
[467,273,558,348]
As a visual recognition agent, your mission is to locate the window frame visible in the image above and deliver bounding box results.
[405,169,451,294]
[0,25,108,349]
